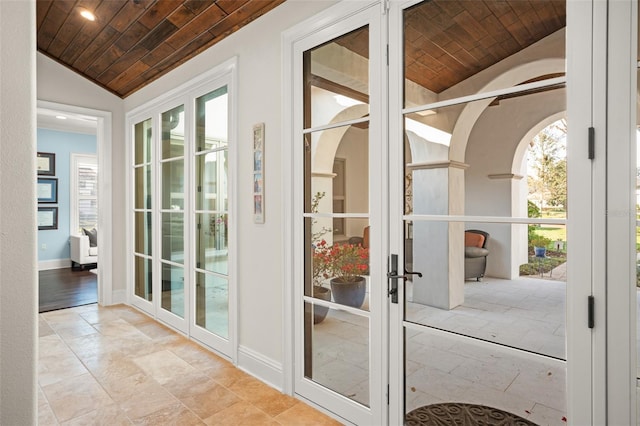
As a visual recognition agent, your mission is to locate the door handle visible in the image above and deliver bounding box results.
[387,272,408,280]
[387,270,423,281]
[388,255,423,304]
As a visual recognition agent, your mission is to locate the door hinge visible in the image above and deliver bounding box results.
[382,0,390,15]
[386,44,389,67]
[588,295,595,328]
[588,127,595,160]
[387,384,389,405]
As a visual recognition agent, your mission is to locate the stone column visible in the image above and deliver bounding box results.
[409,161,467,310]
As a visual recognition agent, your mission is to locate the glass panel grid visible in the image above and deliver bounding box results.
[195,213,228,275]
[161,261,184,318]
[134,165,152,210]
[194,86,230,343]
[304,303,370,407]
[134,254,152,302]
[195,271,229,338]
[400,1,567,420]
[162,159,185,210]
[134,118,152,165]
[195,86,229,152]
[302,24,372,410]
[161,105,185,160]
[303,26,370,130]
[196,150,227,212]
[161,212,184,264]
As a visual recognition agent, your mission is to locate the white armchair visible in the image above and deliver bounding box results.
[70,234,98,269]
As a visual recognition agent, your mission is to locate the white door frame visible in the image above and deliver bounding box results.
[605,0,638,423]
[37,100,114,306]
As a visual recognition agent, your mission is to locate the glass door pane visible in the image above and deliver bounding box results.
[160,105,185,319]
[194,87,230,341]
[399,1,568,424]
[133,118,153,303]
[302,24,372,408]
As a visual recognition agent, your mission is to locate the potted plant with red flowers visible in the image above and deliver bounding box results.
[314,239,369,308]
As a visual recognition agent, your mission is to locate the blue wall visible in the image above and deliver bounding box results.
[37,129,96,263]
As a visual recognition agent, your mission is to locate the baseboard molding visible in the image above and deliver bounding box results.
[237,345,284,392]
[38,258,70,271]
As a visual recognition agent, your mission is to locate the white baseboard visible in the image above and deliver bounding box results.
[38,258,70,271]
[237,345,284,392]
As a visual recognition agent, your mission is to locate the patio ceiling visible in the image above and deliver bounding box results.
[337,0,566,94]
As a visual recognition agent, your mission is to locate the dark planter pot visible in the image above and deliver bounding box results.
[313,286,331,324]
[534,246,547,257]
[330,276,366,308]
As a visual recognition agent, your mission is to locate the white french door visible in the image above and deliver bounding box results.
[386,0,601,424]
[128,62,237,359]
[287,2,387,424]
[287,0,602,424]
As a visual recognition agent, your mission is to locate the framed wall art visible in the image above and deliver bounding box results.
[37,152,56,176]
[37,177,58,203]
[38,206,58,230]
[253,123,265,223]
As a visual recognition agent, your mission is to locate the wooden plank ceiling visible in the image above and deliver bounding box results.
[336,0,566,95]
[404,0,566,93]
[37,0,566,99]
[37,0,286,98]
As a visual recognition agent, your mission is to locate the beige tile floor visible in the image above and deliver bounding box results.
[38,303,341,425]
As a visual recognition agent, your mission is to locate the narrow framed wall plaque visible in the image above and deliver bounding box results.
[253,123,265,223]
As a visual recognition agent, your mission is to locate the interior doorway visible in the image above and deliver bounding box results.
[37,100,113,306]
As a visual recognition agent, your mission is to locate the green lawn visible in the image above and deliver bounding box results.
[532,209,567,248]
[520,209,567,276]
[534,225,566,245]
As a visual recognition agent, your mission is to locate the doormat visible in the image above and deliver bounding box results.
[406,403,538,426]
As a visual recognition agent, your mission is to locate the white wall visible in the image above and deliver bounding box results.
[0,1,37,423]
[124,0,336,370]
[465,88,565,278]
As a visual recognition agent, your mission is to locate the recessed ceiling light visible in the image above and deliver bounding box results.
[79,9,96,21]
[55,115,67,120]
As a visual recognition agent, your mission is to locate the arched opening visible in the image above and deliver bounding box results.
[519,118,567,278]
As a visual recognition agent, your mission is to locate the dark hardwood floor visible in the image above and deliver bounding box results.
[39,267,97,313]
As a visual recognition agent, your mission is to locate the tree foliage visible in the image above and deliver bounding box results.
[528,119,567,210]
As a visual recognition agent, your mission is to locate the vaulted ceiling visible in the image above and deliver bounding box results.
[37,0,286,98]
[37,0,566,100]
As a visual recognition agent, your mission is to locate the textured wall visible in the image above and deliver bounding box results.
[0,0,38,424]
